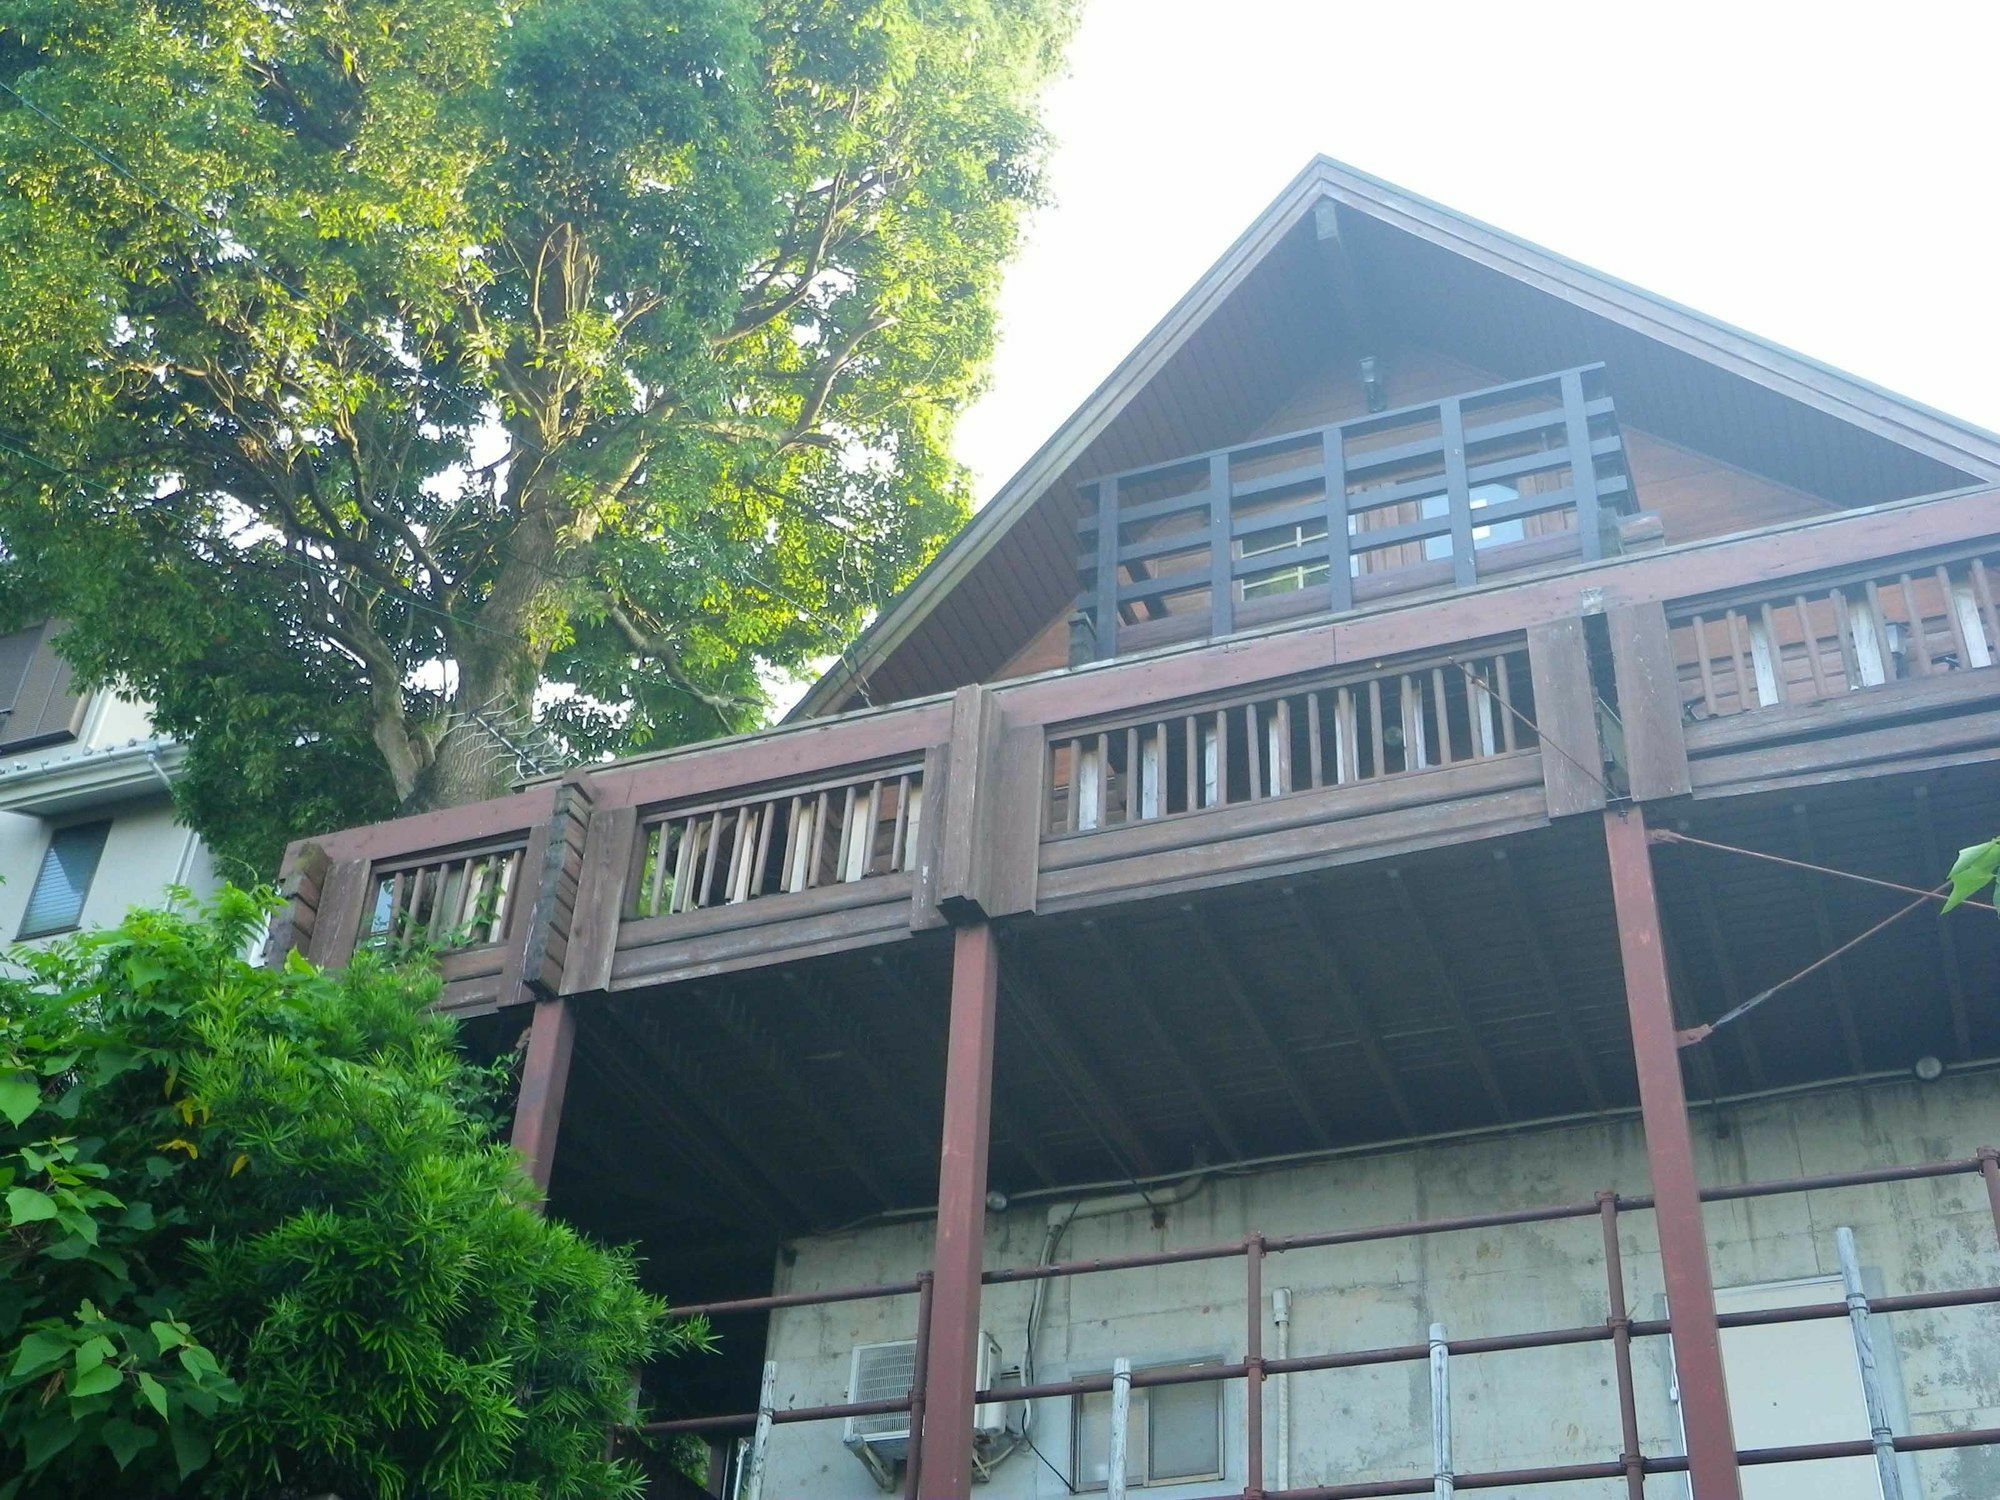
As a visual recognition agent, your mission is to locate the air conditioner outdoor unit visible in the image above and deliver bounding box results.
[843,1332,1006,1464]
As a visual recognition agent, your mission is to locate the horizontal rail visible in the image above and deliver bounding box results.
[361,843,522,953]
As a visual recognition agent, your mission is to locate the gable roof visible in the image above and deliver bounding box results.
[793,155,2000,719]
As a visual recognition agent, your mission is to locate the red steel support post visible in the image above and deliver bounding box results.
[1604,806,1741,1500]
[511,995,576,1196]
[1245,1235,1266,1497]
[1597,1190,1646,1500]
[923,921,1001,1498]
[1979,1148,2000,1248]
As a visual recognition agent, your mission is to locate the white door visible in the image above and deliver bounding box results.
[1675,1275,1885,1500]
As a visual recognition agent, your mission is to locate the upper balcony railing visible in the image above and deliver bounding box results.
[1075,365,1636,660]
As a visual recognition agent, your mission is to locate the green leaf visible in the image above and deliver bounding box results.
[1942,838,2000,914]
[69,1361,122,1398]
[4,1186,57,1225]
[0,1071,37,1126]
[167,1412,210,1479]
[148,1320,185,1353]
[10,1330,71,1380]
[135,1370,168,1419]
[73,1334,114,1374]
[100,1417,155,1469]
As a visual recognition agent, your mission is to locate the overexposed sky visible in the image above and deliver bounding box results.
[952,0,2000,502]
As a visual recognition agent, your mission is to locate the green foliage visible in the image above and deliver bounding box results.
[1942,837,2000,916]
[0,0,1076,872]
[0,889,705,1497]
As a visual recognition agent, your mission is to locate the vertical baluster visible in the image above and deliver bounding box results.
[460,857,490,945]
[1853,584,1892,686]
[1898,574,1932,675]
[1323,426,1353,613]
[427,862,456,943]
[1094,477,1121,658]
[1336,685,1358,783]
[1208,452,1235,641]
[890,775,912,873]
[1403,674,1426,770]
[1830,586,1864,691]
[781,796,806,893]
[751,798,777,896]
[1272,699,1292,795]
[1970,559,2000,660]
[1367,677,1386,776]
[1461,665,1485,758]
[807,791,830,890]
[1562,368,1604,560]
[382,872,405,940]
[1212,709,1229,805]
[1245,701,1264,799]
[1306,691,1325,788]
[1181,716,1197,813]
[1431,667,1454,765]
[644,820,669,917]
[671,817,699,912]
[1063,740,1083,833]
[1093,733,1111,827]
[1793,595,1830,699]
[1440,397,1475,585]
[1689,614,1720,717]
[402,868,428,941]
[1933,565,1973,667]
[863,780,885,876]
[1495,655,1520,750]
[1755,602,1786,707]
[901,780,923,870]
[1150,723,1167,818]
[490,851,517,942]
[1124,725,1140,824]
[738,807,763,901]
[698,811,725,907]
[1724,609,1755,710]
[832,785,856,880]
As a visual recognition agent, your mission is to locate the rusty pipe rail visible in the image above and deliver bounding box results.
[644,1151,2000,1494]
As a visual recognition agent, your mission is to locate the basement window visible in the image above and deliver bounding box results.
[1071,1361,1224,1490]
[18,820,110,939]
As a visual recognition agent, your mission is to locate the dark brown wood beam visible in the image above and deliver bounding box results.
[1182,906,1335,1148]
[1002,960,1163,1180]
[692,985,902,1210]
[577,1018,805,1237]
[1386,867,1514,1123]
[1488,850,1609,1112]
[1681,872,1766,1092]
[870,955,1061,1189]
[1789,803,1868,1074]
[1277,887,1419,1135]
[1910,783,1975,1059]
[1077,923,1249,1162]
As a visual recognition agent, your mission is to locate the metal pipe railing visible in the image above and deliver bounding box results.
[642,1151,2000,1495]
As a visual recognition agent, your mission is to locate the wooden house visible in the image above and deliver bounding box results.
[271,159,2000,1499]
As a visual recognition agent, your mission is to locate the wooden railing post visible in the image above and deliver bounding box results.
[1603,805,1741,1500]
[1207,451,1235,641]
[1321,425,1353,614]
[265,840,331,968]
[1606,602,1691,801]
[1093,477,1121,659]
[1440,395,1476,586]
[922,920,1000,1500]
[1563,368,1606,559]
[1526,618,1610,817]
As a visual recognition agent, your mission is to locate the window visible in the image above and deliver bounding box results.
[1072,1362,1224,1490]
[1239,518,1329,601]
[19,821,110,938]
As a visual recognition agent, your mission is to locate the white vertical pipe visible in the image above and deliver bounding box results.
[1106,1356,1132,1500]
[1272,1288,1292,1490]
[743,1360,776,1500]
[1837,1227,1904,1500]
[1429,1322,1453,1498]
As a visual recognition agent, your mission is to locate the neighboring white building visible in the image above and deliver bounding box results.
[0,623,218,945]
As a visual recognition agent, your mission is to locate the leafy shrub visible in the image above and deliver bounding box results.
[0,888,704,1498]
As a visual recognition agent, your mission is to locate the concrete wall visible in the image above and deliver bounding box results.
[757,1071,2000,1499]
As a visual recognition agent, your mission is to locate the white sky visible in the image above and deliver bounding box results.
[952,0,2000,503]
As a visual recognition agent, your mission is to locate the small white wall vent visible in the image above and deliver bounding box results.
[843,1332,1005,1471]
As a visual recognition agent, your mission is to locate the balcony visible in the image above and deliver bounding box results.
[1074,365,1640,660]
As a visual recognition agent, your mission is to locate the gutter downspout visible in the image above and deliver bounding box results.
[146,749,201,887]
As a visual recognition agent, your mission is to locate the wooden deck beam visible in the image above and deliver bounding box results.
[1002,961,1163,1181]
[1488,850,1609,1112]
[1183,906,1336,1148]
[1277,887,1419,1135]
[1386,867,1514,1123]
[693,985,902,1210]
[1078,923,1249,1162]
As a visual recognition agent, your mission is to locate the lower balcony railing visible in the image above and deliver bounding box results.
[1043,643,1536,837]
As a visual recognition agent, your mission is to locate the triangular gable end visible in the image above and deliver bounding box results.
[793,156,2000,719]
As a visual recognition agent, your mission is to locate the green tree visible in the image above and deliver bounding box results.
[0,0,1074,872]
[0,888,702,1497]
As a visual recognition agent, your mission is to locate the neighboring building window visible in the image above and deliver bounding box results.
[19,821,111,938]
[1071,1361,1224,1490]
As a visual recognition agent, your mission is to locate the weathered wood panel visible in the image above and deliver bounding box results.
[1525,618,1607,818]
[1607,601,1692,800]
[560,805,638,996]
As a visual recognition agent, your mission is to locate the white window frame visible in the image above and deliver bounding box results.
[1069,1357,1227,1492]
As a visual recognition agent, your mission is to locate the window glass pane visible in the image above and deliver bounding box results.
[1148,1377,1221,1479]
[1073,1387,1144,1490]
[19,822,109,938]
